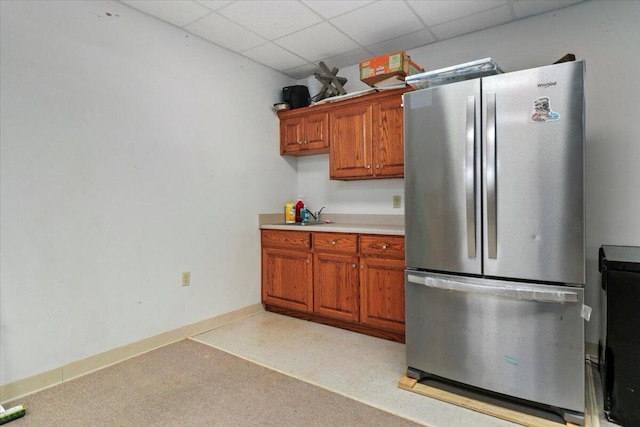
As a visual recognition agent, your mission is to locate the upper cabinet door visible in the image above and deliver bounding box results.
[280,116,304,154]
[304,112,329,151]
[279,112,329,155]
[330,103,373,179]
[373,96,404,178]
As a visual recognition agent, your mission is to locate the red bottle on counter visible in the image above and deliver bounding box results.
[294,197,305,223]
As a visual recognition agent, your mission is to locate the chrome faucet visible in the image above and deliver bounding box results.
[305,206,325,222]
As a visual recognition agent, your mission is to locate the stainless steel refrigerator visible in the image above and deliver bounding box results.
[403,60,586,424]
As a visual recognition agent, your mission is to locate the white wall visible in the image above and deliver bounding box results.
[0,0,296,385]
[297,0,640,344]
[297,155,404,214]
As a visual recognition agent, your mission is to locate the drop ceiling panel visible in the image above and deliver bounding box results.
[276,23,360,63]
[331,1,424,46]
[122,0,211,27]
[431,4,513,40]
[242,43,308,71]
[185,13,265,52]
[119,0,585,79]
[365,29,436,56]
[320,48,373,71]
[196,0,232,12]
[218,0,323,40]
[408,0,509,27]
[512,0,582,19]
[301,0,374,19]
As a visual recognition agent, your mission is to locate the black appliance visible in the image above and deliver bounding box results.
[282,85,310,109]
[599,245,640,426]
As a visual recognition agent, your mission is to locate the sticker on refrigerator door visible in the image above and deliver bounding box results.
[530,96,560,122]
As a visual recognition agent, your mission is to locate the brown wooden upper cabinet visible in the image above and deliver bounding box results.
[279,111,329,155]
[330,90,406,180]
[277,88,409,178]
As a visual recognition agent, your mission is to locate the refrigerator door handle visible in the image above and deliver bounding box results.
[407,274,579,304]
[486,92,497,259]
[465,96,476,258]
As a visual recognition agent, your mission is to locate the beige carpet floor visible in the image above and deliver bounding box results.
[3,339,423,426]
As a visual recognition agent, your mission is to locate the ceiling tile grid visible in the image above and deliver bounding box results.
[120,0,584,80]
[184,12,266,52]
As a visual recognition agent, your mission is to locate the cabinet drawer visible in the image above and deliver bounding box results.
[313,233,358,254]
[360,235,404,258]
[262,230,311,250]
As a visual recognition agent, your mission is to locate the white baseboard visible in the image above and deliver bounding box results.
[0,304,264,404]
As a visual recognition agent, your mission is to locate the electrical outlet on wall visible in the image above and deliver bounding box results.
[393,195,401,208]
[182,272,190,287]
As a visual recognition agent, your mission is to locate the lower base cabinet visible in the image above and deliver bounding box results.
[262,247,312,312]
[261,230,405,342]
[261,230,313,312]
[314,252,360,322]
[359,257,405,333]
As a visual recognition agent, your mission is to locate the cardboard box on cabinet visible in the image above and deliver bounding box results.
[359,50,424,87]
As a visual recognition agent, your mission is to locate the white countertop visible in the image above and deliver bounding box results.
[260,222,404,236]
[259,213,404,236]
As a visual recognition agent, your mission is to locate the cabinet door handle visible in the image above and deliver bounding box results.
[382,244,388,250]
[351,263,356,268]
[306,259,310,263]
[298,141,303,145]
[303,140,308,144]
[366,165,371,169]
[360,264,365,270]
[331,240,336,245]
[376,164,380,169]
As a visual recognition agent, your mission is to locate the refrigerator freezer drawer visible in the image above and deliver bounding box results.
[405,271,585,413]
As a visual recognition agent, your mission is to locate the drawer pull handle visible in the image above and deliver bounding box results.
[352,263,356,268]
[331,240,336,245]
[306,259,310,263]
[382,244,388,250]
